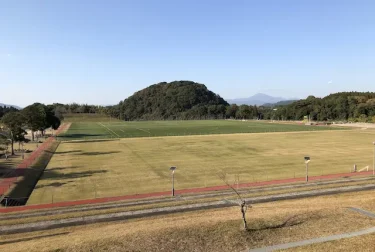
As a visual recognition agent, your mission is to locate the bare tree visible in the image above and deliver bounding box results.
[218,172,251,231]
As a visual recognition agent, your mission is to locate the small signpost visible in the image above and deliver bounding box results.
[170,166,177,196]
[304,156,310,182]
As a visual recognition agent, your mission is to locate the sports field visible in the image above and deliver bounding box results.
[59,119,340,140]
[28,128,375,204]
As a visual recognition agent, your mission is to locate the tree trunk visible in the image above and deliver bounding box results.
[32,131,35,141]
[241,201,248,231]
[11,138,14,156]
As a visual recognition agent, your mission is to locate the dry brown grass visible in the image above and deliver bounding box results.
[282,233,375,252]
[1,190,375,252]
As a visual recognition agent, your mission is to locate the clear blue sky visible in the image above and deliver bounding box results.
[1,0,375,107]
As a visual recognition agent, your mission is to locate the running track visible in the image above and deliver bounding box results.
[0,124,70,196]
[0,170,373,213]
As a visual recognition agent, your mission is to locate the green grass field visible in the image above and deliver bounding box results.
[28,128,375,204]
[59,119,341,140]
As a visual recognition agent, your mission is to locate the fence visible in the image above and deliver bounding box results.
[4,167,372,207]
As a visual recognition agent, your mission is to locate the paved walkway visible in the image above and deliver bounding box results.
[348,207,375,219]
[249,227,375,252]
[249,207,375,251]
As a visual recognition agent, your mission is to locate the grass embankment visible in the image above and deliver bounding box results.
[1,190,375,251]
[28,129,375,204]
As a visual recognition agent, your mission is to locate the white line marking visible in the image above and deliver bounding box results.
[97,122,120,138]
[136,128,151,134]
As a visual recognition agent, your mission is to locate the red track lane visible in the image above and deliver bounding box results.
[0,124,69,196]
[0,170,372,213]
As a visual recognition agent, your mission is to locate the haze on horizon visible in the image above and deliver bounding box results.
[1,0,375,107]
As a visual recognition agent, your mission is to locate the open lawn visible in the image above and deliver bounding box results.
[28,129,375,204]
[4,191,375,252]
[59,119,342,140]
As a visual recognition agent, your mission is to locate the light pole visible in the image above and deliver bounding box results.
[304,156,310,182]
[373,142,375,176]
[170,166,177,196]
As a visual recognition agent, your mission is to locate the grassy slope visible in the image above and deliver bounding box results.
[28,129,375,204]
[59,119,341,140]
[2,191,375,252]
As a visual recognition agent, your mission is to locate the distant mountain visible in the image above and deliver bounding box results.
[262,100,298,107]
[0,103,22,109]
[226,93,296,106]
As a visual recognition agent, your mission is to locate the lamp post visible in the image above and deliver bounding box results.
[170,166,176,196]
[304,156,310,182]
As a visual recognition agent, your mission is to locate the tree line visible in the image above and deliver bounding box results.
[0,103,61,156]
[2,86,375,157]
[267,92,375,122]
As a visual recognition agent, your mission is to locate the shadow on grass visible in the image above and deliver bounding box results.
[0,155,21,170]
[41,169,107,180]
[47,166,80,171]
[77,151,121,156]
[0,232,70,245]
[0,168,26,178]
[35,182,68,189]
[55,150,82,154]
[59,133,106,139]
[247,214,311,232]
[65,139,117,144]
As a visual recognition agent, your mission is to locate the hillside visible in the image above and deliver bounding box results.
[0,103,21,109]
[226,93,295,106]
[0,105,19,119]
[270,92,375,122]
[262,100,298,107]
[118,81,229,120]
